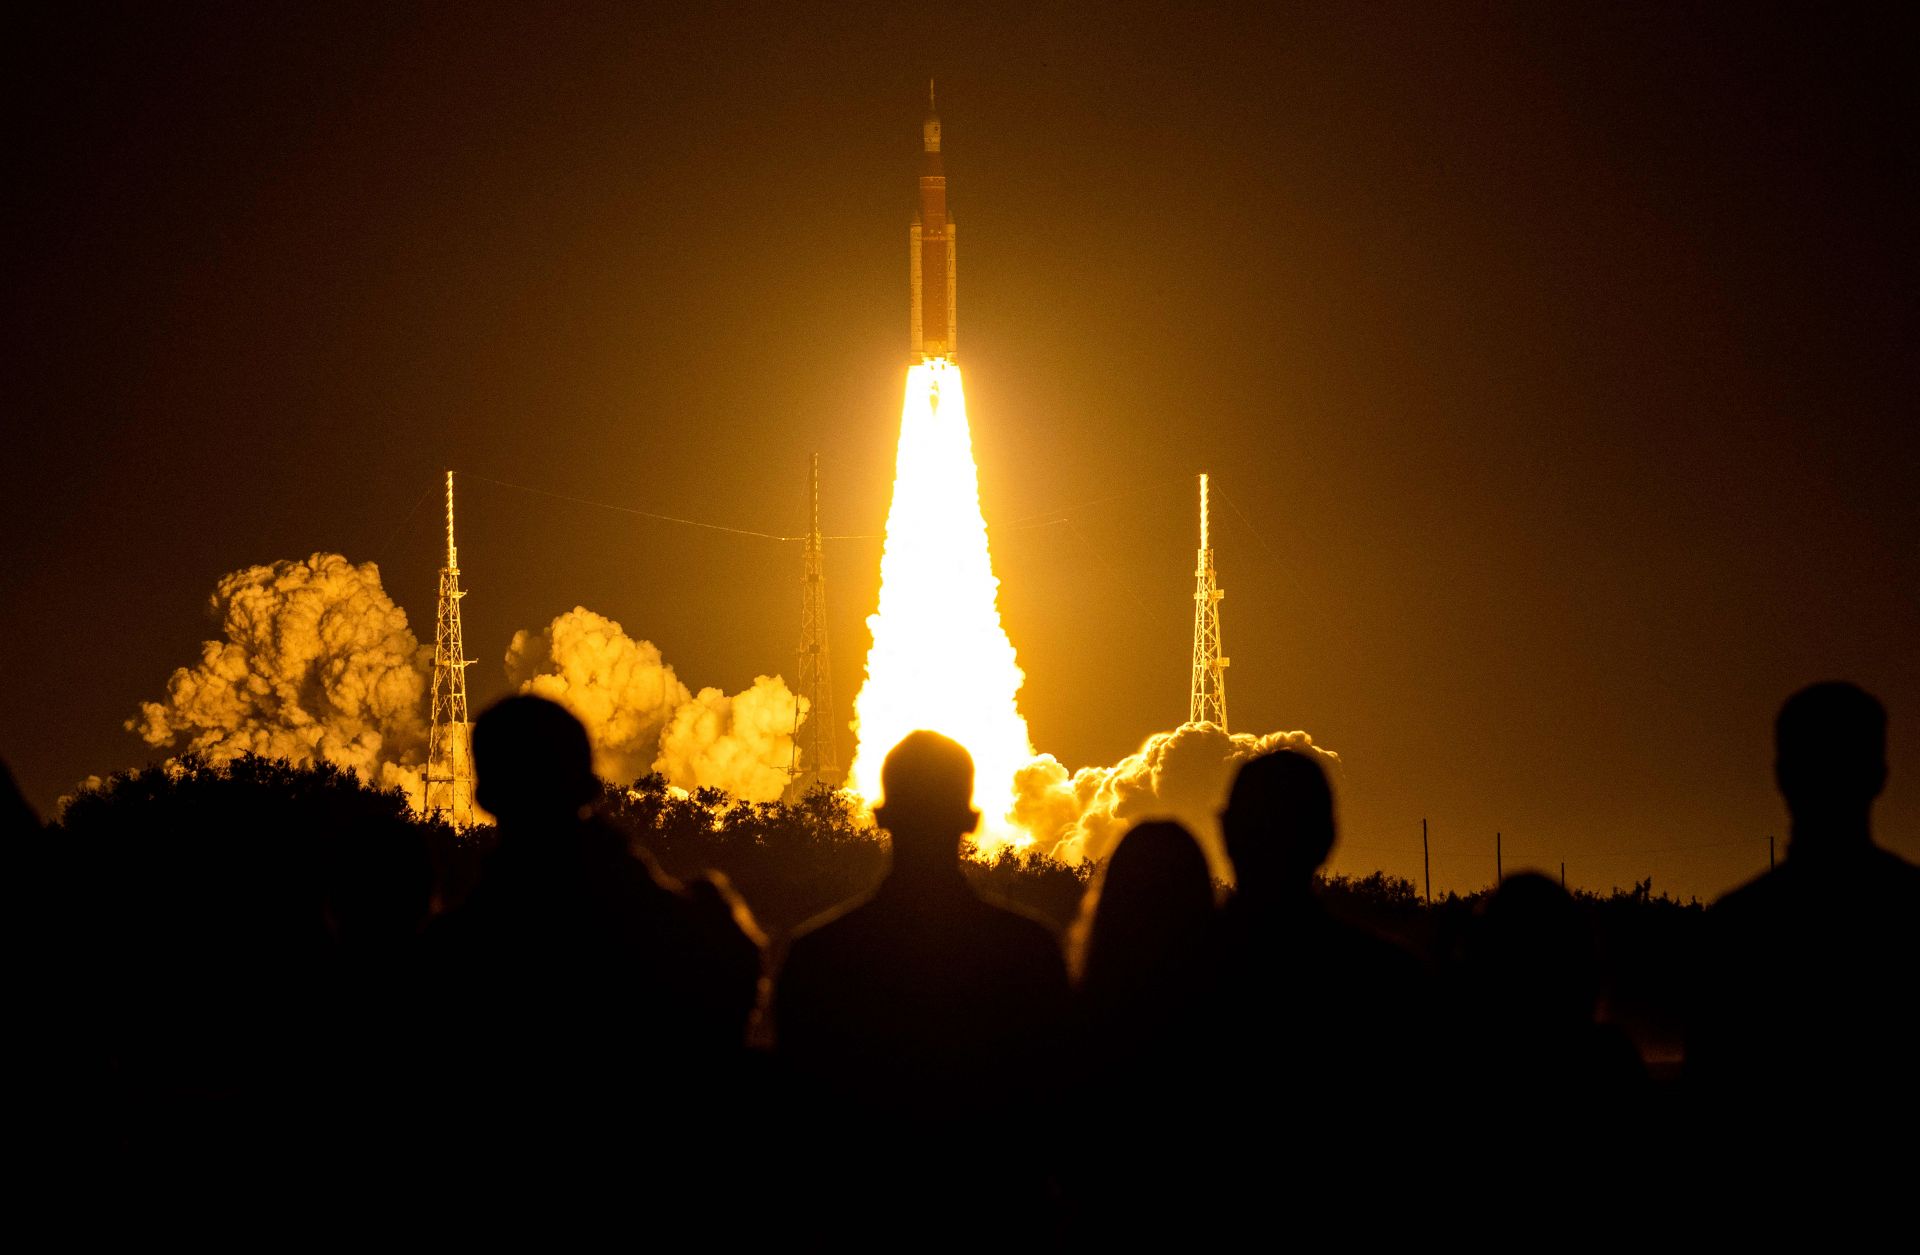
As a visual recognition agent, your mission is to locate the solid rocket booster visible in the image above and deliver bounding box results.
[910,81,956,361]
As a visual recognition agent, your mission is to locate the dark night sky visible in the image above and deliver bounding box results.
[4,2,1915,898]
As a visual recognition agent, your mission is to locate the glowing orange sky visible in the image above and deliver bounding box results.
[4,3,1915,899]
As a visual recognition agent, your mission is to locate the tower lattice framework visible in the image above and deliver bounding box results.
[1189,472,1230,730]
[424,470,475,825]
[790,454,841,794]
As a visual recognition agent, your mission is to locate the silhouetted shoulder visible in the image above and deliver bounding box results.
[786,887,883,951]
[775,893,890,1019]
[1225,893,1417,965]
[1589,1022,1648,1085]
[777,883,1066,1063]
[1706,866,1782,921]
[1713,845,1920,923]
[1694,843,1920,1091]
[968,887,1068,956]
[1867,844,1920,888]
[1337,911,1423,970]
[785,886,1062,986]
[1710,861,1800,919]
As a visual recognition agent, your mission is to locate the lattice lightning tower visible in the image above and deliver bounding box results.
[1189,472,1230,730]
[789,453,841,794]
[424,470,475,825]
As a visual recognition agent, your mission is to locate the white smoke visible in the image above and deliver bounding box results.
[129,553,430,798]
[507,607,806,803]
[1011,722,1338,879]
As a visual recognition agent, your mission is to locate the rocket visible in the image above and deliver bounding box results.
[910,80,956,362]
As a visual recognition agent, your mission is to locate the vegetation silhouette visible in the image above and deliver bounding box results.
[52,753,1708,1046]
[57,753,428,1172]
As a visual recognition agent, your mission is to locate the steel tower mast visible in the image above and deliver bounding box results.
[1189,472,1230,730]
[424,470,475,825]
[789,454,841,794]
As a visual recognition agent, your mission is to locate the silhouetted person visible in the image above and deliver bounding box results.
[1216,749,1427,1209]
[1072,820,1221,1079]
[775,730,1069,1236]
[1065,820,1223,1242]
[1690,683,1920,1121]
[1426,873,1655,1223]
[1449,873,1645,1095]
[428,696,760,1165]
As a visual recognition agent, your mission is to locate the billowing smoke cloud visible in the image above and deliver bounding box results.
[507,607,805,803]
[133,565,805,809]
[1011,722,1338,879]
[129,553,430,797]
[657,675,809,803]
[505,607,691,786]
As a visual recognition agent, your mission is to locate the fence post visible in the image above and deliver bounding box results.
[1422,818,1430,904]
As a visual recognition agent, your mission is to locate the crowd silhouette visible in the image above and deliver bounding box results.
[13,680,1915,1222]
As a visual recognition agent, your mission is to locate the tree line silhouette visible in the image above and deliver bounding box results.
[47,749,1706,1055]
[9,680,1912,1226]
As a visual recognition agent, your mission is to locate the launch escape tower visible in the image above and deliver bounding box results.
[789,454,841,794]
[909,79,957,361]
[424,471,476,825]
[1189,473,1230,730]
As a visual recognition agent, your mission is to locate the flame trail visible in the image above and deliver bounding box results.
[850,359,1035,849]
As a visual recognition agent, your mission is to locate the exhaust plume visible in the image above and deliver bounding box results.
[1012,722,1339,879]
[505,607,691,787]
[129,553,430,796]
[656,674,810,803]
[507,606,805,802]
[849,360,1035,845]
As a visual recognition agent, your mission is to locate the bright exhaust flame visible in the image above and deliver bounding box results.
[850,359,1035,850]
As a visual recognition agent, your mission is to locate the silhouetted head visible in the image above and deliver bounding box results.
[873,731,979,881]
[474,695,599,827]
[1775,682,1886,843]
[1221,750,1335,895]
[1101,822,1215,921]
[1466,872,1597,1026]
[1077,820,1215,987]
